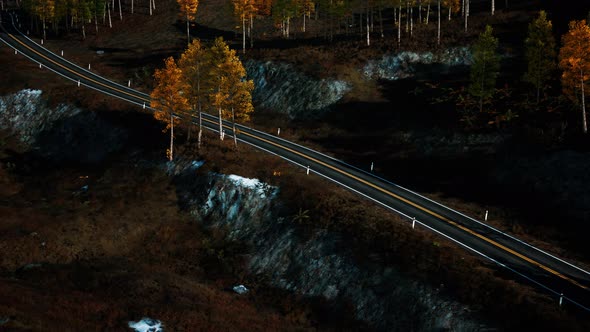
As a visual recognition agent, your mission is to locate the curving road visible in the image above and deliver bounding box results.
[2,10,590,313]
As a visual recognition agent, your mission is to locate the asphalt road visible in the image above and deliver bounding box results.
[2,9,590,314]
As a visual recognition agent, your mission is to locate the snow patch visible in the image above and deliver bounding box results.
[128,318,163,332]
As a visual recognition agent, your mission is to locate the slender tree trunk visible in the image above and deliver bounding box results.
[169,113,174,161]
[491,0,495,16]
[448,7,451,20]
[379,4,383,38]
[410,7,413,37]
[198,106,202,148]
[186,13,190,44]
[437,0,441,45]
[108,4,112,28]
[94,13,98,34]
[219,107,223,140]
[406,0,409,33]
[366,6,370,46]
[426,3,430,24]
[42,17,46,40]
[149,0,152,16]
[242,15,246,53]
[303,12,306,32]
[132,0,134,14]
[250,14,254,48]
[118,0,122,20]
[398,3,402,48]
[82,24,86,39]
[418,2,422,23]
[232,107,237,147]
[582,69,587,133]
[480,57,486,113]
[464,0,469,32]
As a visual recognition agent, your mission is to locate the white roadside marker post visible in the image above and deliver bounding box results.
[371,162,374,172]
[61,50,63,56]
[412,217,416,229]
[485,210,488,221]
[77,80,80,87]
[88,63,91,70]
[306,166,310,175]
[40,39,43,45]
[277,127,280,136]
[128,80,131,87]
[559,293,564,307]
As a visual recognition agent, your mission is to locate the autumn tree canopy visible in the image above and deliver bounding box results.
[559,20,590,133]
[150,57,190,160]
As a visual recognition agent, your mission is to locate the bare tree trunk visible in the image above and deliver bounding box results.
[398,3,402,48]
[379,4,383,38]
[491,0,495,15]
[418,1,422,23]
[448,6,451,20]
[464,0,469,32]
[582,69,587,133]
[82,24,86,39]
[249,14,253,48]
[94,13,98,34]
[149,0,152,16]
[169,113,174,161]
[42,17,46,40]
[410,6,413,37]
[242,15,246,53]
[132,0,134,14]
[219,106,223,140]
[108,4,112,28]
[366,6,370,46]
[152,0,155,10]
[406,0,409,33]
[437,0,441,45]
[186,13,190,44]
[426,2,430,24]
[118,0,122,20]
[232,107,238,147]
[303,12,306,32]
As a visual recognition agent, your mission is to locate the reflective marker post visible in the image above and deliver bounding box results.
[412,217,416,229]
[485,210,488,221]
[560,293,564,306]
[306,166,310,175]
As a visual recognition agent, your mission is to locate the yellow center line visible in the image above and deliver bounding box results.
[6,30,587,291]
[229,122,589,290]
[7,33,143,102]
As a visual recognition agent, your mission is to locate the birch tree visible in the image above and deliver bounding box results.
[150,57,190,160]
[178,0,198,44]
[559,20,590,133]
[208,37,254,145]
[179,39,210,148]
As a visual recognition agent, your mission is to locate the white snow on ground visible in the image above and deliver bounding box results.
[128,318,163,332]
[228,174,260,189]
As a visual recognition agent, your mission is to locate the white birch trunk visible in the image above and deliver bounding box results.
[303,13,306,32]
[491,0,495,16]
[242,15,246,53]
[398,3,402,48]
[232,107,237,147]
[169,113,174,161]
[437,0,441,45]
[118,0,122,20]
[131,0,134,14]
[366,8,370,46]
[582,69,587,133]
[219,107,223,140]
[464,0,469,32]
[410,7,413,37]
[186,13,190,44]
[108,5,112,28]
[426,3,430,24]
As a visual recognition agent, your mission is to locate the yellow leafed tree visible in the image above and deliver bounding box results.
[179,39,211,148]
[177,0,199,44]
[150,57,191,160]
[208,37,254,147]
[559,20,590,133]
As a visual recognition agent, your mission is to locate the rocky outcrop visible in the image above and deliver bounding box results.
[363,47,473,81]
[245,60,351,119]
[0,89,126,163]
[174,166,489,331]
